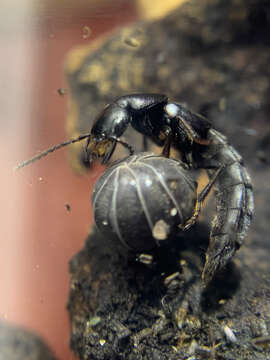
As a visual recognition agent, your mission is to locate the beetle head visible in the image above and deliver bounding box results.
[91,103,130,139]
[88,103,131,164]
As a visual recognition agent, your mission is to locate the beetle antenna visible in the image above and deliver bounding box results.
[107,137,134,155]
[15,133,91,170]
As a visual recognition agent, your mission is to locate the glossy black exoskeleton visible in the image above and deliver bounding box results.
[16,93,254,285]
[15,94,210,168]
[88,94,212,165]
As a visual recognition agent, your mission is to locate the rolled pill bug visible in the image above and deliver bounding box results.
[91,152,197,252]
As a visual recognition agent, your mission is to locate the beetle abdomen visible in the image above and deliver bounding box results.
[92,153,197,252]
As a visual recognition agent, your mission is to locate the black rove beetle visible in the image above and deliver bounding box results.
[16,93,254,286]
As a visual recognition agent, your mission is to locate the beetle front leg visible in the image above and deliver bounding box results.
[107,136,135,155]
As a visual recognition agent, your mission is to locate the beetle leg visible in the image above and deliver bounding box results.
[161,127,172,157]
[107,136,135,155]
[181,166,224,231]
[143,135,148,151]
[161,137,171,157]
[180,149,193,168]
[101,140,117,164]
[193,157,221,170]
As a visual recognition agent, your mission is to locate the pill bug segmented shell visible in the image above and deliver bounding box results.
[91,153,197,252]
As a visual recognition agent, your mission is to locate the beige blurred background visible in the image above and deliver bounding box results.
[0,0,184,359]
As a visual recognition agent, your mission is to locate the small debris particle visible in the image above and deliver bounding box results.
[164,272,180,287]
[170,207,177,216]
[38,177,43,181]
[138,253,153,265]
[223,325,237,343]
[218,299,226,305]
[152,219,170,240]
[99,339,106,346]
[180,259,187,266]
[102,220,108,226]
[65,203,71,212]
[89,316,101,327]
[57,88,67,96]
[82,26,92,39]
[124,36,141,48]
[122,28,144,48]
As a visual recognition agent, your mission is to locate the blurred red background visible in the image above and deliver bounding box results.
[0,1,137,359]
